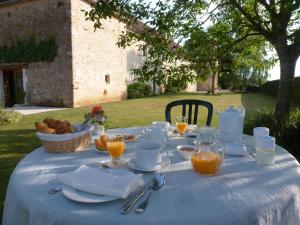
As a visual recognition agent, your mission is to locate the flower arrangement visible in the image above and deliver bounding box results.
[85,105,106,125]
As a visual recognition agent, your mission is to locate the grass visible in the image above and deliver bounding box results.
[0,93,277,220]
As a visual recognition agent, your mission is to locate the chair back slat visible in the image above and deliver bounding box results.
[193,105,199,124]
[165,99,213,126]
[188,104,193,124]
[182,104,186,118]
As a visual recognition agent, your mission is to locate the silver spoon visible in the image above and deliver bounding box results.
[48,186,62,194]
[135,173,165,214]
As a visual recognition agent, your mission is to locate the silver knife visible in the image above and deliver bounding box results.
[120,187,145,214]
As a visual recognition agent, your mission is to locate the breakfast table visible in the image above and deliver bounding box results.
[2,126,300,225]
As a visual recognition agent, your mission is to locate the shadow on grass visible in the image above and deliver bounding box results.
[241,93,276,115]
[0,129,41,222]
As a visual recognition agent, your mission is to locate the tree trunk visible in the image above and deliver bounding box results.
[211,72,216,94]
[152,79,156,94]
[274,51,297,126]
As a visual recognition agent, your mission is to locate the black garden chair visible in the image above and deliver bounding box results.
[165,99,213,126]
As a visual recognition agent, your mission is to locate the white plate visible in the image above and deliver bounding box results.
[128,156,171,172]
[124,134,140,143]
[62,185,118,203]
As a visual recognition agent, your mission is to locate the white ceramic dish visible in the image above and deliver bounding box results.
[124,134,139,143]
[62,185,118,203]
[128,156,170,172]
[176,145,198,160]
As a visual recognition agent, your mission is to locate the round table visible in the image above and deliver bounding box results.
[3,127,300,225]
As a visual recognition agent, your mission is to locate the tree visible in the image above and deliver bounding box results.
[85,0,300,127]
[184,22,274,93]
[215,0,300,125]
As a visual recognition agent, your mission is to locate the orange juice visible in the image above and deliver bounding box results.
[176,122,188,135]
[191,152,220,175]
[107,141,125,158]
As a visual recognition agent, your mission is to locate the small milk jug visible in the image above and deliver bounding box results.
[218,106,245,142]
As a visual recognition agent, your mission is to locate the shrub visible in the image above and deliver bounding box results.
[127,82,152,99]
[0,109,22,125]
[164,86,183,94]
[164,79,188,94]
[244,108,300,158]
[244,109,278,136]
[260,77,300,105]
[245,85,260,93]
[283,109,300,157]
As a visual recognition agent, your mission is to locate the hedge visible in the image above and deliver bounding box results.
[260,77,300,105]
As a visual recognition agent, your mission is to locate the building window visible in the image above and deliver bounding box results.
[105,74,110,84]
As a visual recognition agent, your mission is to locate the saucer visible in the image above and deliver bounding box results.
[128,156,171,172]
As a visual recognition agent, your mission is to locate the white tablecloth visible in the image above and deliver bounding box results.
[2,127,300,225]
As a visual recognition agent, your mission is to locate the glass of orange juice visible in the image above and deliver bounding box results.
[191,142,224,175]
[176,116,188,136]
[106,132,125,167]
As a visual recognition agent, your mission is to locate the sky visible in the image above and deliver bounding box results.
[269,58,300,80]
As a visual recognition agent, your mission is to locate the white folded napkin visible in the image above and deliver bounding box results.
[56,165,143,199]
[225,143,248,157]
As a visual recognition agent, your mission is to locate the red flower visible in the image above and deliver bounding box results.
[92,105,103,114]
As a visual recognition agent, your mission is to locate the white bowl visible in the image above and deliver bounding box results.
[176,145,198,160]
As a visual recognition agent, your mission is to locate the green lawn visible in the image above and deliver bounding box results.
[0,93,277,220]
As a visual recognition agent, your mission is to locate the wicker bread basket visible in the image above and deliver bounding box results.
[36,126,93,153]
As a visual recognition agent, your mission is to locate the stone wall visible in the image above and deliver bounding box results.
[0,0,73,107]
[70,0,144,107]
[196,75,219,92]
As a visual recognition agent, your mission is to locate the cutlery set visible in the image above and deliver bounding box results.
[121,173,165,214]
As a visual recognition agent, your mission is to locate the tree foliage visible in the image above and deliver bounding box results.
[0,35,57,63]
[85,0,300,125]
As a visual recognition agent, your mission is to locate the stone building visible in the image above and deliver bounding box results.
[0,0,216,108]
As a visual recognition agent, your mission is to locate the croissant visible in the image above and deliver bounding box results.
[37,118,75,134]
[38,127,56,134]
[35,122,48,131]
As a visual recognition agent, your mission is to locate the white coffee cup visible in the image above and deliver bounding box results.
[134,141,162,169]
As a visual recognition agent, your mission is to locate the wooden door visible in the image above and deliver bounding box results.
[14,70,24,104]
[2,70,24,107]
